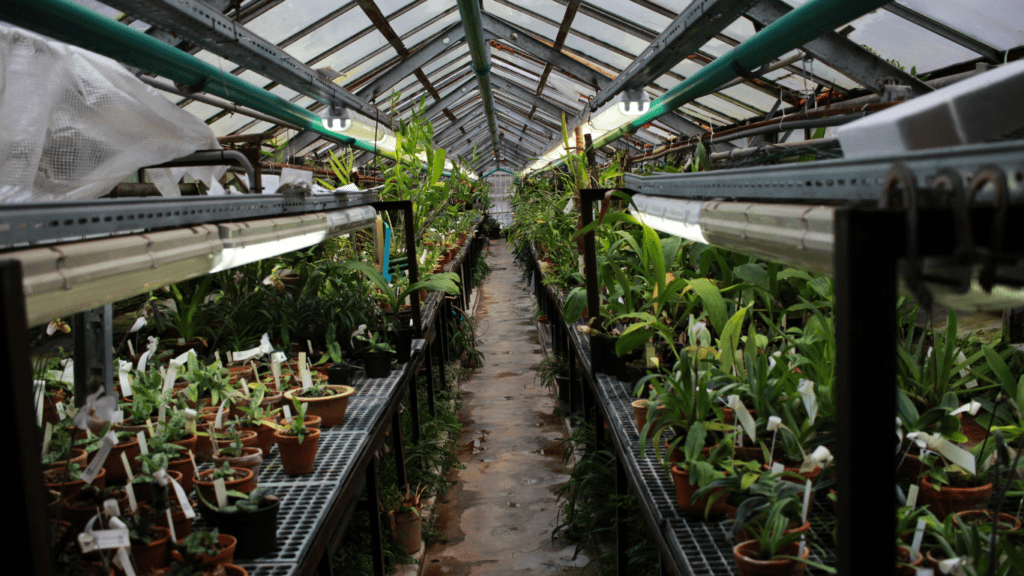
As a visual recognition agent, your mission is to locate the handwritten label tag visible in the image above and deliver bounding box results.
[169,477,196,519]
[146,419,155,436]
[239,378,250,397]
[129,317,147,333]
[801,479,812,523]
[906,484,919,509]
[911,518,927,553]
[282,404,292,422]
[189,451,199,477]
[250,360,260,383]
[232,347,262,363]
[125,483,138,513]
[161,363,178,394]
[213,478,228,508]
[120,452,135,483]
[260,333,274,355]
[299,352,313,390]
[78,528,130,552]
[137,432,149,455]
[34,381,44,426]
[165,508,177,542]
[271,356,282,390]
[81,431,117,484]
[41,423,53,458]
[307,340,314,355]
[158,404,166,423]
[127,339,135,357]
[183,410,197,435]
[771,462,785,475]
[118,361,133,398]
[55,401,66,420]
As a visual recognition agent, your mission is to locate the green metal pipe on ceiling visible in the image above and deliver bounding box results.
[585,0,895,157]
[456,0,502,161]
[0,0,399,162]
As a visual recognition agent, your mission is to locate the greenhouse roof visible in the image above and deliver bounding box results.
[79,0,1023,176]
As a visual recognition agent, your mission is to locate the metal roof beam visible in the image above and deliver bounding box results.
[434,101,485,143]
[494,106,557,141]
[492,76,578,125]
[882,2,1003,63]
[746,0,934,97]
[480,12,610,90]
[423,78,479,123]
[102,0,384,121]
[357,22,467,102]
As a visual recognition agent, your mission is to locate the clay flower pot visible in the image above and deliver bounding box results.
[43,448,88,470]
[43,463,103,500]
[284,385,354,428]
[103,436,142,484]
[131,526,171,575]
[896,545,923,576]
[167,455,197,493]
[152,497,195,539]
[213,446,264,482]
[279,414,322,430]
[954,509,1022,532]
[736,520,811,545]
[169,433,198,456]
[172,532,237,566]
[918,476,993,517]
[733,540,808,576]
[274,428,321,476]
[394,509,422,554]
[194,467,255,504]
[197,428,257,463]
[632,400,650,433]
[670,465,729,517]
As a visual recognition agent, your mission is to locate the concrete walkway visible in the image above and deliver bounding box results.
[421,239,589,576]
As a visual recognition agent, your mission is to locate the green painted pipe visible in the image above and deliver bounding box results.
[0,0,399,161]
[588,0,892,153]
[456,0,501,159]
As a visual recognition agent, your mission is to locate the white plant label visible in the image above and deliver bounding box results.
[771,461,785,475]
[232,347,262,363]
[173,349,196,365]
[260,333,274,355]
[129,317,147,333]
[158,404,166,423]
[240,378,250,397]
[136,432,149,455]
[161,363,178,394]
[798,380,818,425]
[118,361,133,398]
[146,419,155,437]
[125,483,138,513]
[215,400,229,429]
[177,338,186,345]
[112,410,124,425]
[165,508,177,542]
[250,360,261,384]
[104,498,121,519]
[906,484,919,509]
[137,350,151,372]
[563,198,575,214]
[81,432,117,484]
[127,339,135,357]
[912,518,927,553]
[120,452,135,483]
[933,437,977,475]
[282,404,292,422]
[41,423,53,458]
[957,351,978,389]
[189,451,199,477]
[729,395,756,443]
[78,528,130,553]
[169,477,196,519]
[307,339,314,354]
[272,356,282,390]
[55,401,66,420]
[801,479,812,523]
[183,410,197,435]
[299,352,313,390]
[34,381,44,426]
[116,548,137,576]
[213,478,229,508]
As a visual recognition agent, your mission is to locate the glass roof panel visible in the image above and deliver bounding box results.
[482,1,558,44]
[561,35,633,74]
[376,0,420,18]
[587,0,672,31]
[283,9,371,63]
[571,13,649,56]
[899,0,1024,51]
[844,9,979,72]
[71,0,122,19]
[239,121,275,136]
[246,0,342,45]
[181,101,221,123]
[391,0,455,36]
[341,49,403,91]
[269,84,301,102]
[212,113,260,137]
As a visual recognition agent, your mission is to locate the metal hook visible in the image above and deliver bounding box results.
[967,165,1010,291]
[883,163,931,308]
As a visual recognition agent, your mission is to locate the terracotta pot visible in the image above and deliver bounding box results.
[44,466,106,500]
[736,520,810,545]
[285,385,354,427]
[632,400,650,434]
[954,509,1022,532]
[171,532,237,566]
[896,545,923,576]
[169,433,198,456]
[103,437,141,483]
[239,423,278,457]
[671,465,729,517]
[152,497,195,539]
[918,476,993,516]
[723,406,755,426]
[274,428,321,476]
[198,429,257,464]
[131,526,170,576]
[213,446,264,482]
[279,413,322,430]
[733,540,808,576]
[193,467,255,503]
[167,456,197,493]
[42,390,66,427]
[394,509,422,554]
[227,364,256,385]
[43,448,88,470]
[61,489,128,534]
[131,469,184,504]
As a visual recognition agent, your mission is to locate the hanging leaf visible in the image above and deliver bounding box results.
[688,278,727,334]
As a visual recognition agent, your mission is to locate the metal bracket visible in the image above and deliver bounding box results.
[73,305,113,405]
[880,84,913,103]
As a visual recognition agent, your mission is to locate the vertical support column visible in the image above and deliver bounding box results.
[435,315,448,390]
[616,456,628,576]
[424,330,436,394]
[426,358,437,418]
[0,260,53,576]
[392,406,408,487]
[365,458,386,576]
[73,304,113,405]
[566,348,577,418]
[834,207,899,576]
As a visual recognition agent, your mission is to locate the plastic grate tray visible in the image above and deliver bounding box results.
[259,430,366,486]
[237,564,296,576]
[258,482,338,563]
[350,368,403,397]
[338,397,386,433]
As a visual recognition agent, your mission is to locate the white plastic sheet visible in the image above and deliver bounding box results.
[0,24,222,202]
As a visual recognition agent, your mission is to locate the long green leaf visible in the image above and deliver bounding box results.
[688,278,727,334]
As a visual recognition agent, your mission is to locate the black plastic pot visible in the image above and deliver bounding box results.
[202,497,280,559]
[589,334,618,376]
[363,352,394,378]
[327,363,354,386]
[392,328,414,363]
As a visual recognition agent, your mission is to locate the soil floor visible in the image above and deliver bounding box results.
[420,239,590,576]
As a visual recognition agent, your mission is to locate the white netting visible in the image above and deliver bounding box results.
[0,24,222,202]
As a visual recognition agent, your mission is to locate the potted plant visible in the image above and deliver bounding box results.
[731,499,812,576]
[355,328,396,379]
[123,503,173,575]
[282,377,354,428]
[197,487,279,560]
[273,400,321,475]
[391,484,427,555]
[212,427,264,482]
[315,339,355,386]
[170,529,237,568]
[668,422,735,517]
[233,391,280,456]
[193,463,255,503]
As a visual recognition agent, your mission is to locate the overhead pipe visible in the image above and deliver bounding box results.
[585,0,895,154]
[0,0,399,162]
[139,76,305,133]
[456,0,501,160]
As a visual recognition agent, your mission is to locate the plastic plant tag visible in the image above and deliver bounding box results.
[41,423,53,457]
[307,340,314,354]
[250,360,260,383]
[796,536,805,560]
[146,419,155,436]
[125,483,138,513]
[950,400,982,416]
[563,198,575,213]
[282,404,292,422]
[907,484,919,508]
[213,478,229,508]
[81,431,117,484]
[158,404,166,423]
[118,361,133,397]
[173,349,196,365]
[767,415,782,431]
[177,338,186,345]
[161,363,178,394]
[136,350,151,372]
[801,479,812,523]
[116,548,137,576]
[958,351,978,389]
[239,378,250,397]
[215,399,229,429]
[137,431,149,455]
[189,451,199,477]
[169,477,196,519]
[129,316,147,333]
[260,333,274,355]
[798,379,818,425]
[166,508,177,542]
[183,409,197,435]
[271,356,282,390]
[112,410,124,425]
[938,558,964,574]
[728,395,756,443]
[127,339,135,357]
[120,452,135,483]
[78,527,129,553]
[55,401,66,420]
[299,352,313,390]
[231,346,262,363]
[771,462,785,475]
[912,518,927,553]
[34,381,44,426]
